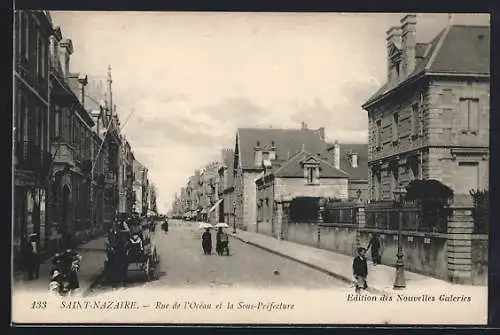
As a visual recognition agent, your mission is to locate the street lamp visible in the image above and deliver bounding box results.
[233,200,236,233]
[393,184,407,290]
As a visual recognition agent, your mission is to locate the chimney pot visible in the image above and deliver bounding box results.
[333,141,340,170]
[386,26,402,85]
[318,127,325,140]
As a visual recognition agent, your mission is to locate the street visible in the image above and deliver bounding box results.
[90,220,347,294]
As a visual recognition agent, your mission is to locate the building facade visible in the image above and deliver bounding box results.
[232,124,329,231]
[326,141,369,201]
[48,27,98,248]
[255,148,349,238]
[218,149,235,226]
[13,10,52,260]
[362,15,490,200]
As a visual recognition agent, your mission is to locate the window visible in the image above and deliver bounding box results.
[392,113,399,143]
[373,170,381,201]
[411,103,419,136]
[36,32,40,77]
[409,157,420,180]
[54,105,61,138]
[391,161,399,195]
[24,13,29,60]
[306,167,314,184]
[40,37,46,78]
[460,98,479,132]
[350,154,358,168]
[376,120,382,149]
[456,162,479,194]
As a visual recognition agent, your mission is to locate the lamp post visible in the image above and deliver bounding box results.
[233,200,237,233]
[393,184,407,290]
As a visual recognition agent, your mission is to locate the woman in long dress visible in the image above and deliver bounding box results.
[201,228,212,255]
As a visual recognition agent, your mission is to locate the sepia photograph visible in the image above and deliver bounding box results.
[12,11,490,325]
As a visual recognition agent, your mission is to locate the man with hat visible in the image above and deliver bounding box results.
[23,233,40,280]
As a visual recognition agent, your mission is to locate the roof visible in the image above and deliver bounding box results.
[272,150,349,179]
[363,25,490,107]
[236,128,328,170]
[334,143,368,181]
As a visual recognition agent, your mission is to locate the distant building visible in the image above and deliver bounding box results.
[232,124,328,231]
[218,149,235,226]
[255,147,349,238]
[362,15,490,200]
[132,159,147,214]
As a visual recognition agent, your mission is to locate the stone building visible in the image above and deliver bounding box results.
[232,124,328,231]
[132,159,148,215]
[13,11,52,259]
[255,147,349,238]
[48,27,97,248]
[326,141,369,201]
[218,149,235,226]
[362,15,490,200]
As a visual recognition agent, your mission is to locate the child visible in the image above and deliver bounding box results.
[352,247,368,293]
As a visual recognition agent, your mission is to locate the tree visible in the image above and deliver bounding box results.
[404,179,454,232]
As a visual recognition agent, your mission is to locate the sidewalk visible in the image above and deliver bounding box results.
[230,229,487,297]
[13,236,107,295]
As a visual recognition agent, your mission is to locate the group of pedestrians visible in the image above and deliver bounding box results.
[201,227,230,256]
[352,233,382,293]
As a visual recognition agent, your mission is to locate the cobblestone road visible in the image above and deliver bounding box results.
[91,220,347,294]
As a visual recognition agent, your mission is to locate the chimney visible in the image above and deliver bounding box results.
[77,74,88,108]
[107,65,113,113]
[318,127,325,141]
[386,26,402,85]
[333,140,340,170]
[400,14,417,78]
[58,38,73,78]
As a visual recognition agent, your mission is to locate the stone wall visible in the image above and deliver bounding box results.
[242,172,260,232]
[275,178,349,200]
[275,199,487,284]
[471,236,488,285]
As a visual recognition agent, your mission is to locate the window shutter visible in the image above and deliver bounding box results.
[469,99,479,132]
[459,99,469,130]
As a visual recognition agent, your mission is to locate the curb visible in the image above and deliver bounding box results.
[230,233,388,296]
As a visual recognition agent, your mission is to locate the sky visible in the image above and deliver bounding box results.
[48,12,489,213]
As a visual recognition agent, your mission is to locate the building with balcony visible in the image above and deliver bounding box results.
[13,10,52,260]
[362,15,490,200]
[48,27,98,249]
[132,159,148,215]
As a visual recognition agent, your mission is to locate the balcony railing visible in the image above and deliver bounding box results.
[15,140,43,172]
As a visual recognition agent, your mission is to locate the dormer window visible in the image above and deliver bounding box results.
[269,150,276,160]
[350,153,358,168]
[302,157,320,185]
[307,167,314,184]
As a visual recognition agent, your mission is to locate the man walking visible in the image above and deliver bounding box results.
[352,247,368,293]
[367,233,382,265]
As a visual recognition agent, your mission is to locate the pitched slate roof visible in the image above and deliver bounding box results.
[363,25,490,107]
[272,150,349,178]
[236,128,328,170]
[325,143,368,181]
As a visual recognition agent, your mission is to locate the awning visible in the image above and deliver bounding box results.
[209,199,223,213]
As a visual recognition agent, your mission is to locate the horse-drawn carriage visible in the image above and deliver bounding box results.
[104,218,160,283]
